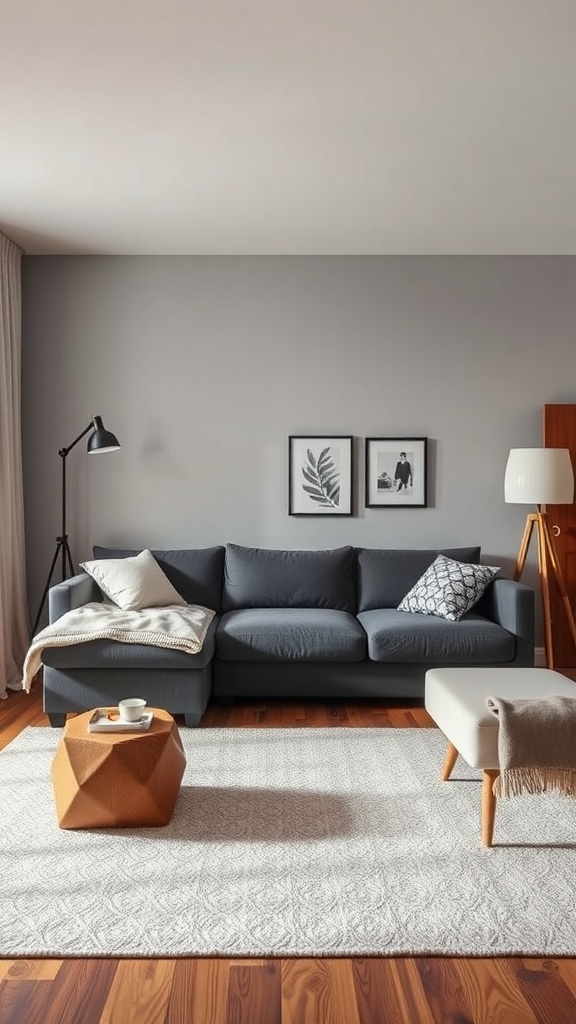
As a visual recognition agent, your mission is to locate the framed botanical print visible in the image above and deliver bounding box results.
[365,437,428,508]
[289,436,353,516]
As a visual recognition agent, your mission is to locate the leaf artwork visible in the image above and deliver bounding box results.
[301,447,340,507]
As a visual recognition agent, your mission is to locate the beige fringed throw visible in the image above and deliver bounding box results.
[486,694,576,799]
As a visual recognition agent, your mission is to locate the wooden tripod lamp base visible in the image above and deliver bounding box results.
[505,448,576,670]
[513,511,576,669]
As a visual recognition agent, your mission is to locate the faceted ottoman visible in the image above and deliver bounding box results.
[51,707,186,829]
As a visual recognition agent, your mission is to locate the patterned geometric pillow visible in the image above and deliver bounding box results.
[397,555,500,622]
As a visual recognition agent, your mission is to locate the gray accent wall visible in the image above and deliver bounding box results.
[21,256,576,633]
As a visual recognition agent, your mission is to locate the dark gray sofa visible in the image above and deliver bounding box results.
[41,543,534,726]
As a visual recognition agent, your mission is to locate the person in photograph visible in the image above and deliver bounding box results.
[394,452,413,491]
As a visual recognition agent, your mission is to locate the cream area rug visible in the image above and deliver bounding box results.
[1,726,576,958]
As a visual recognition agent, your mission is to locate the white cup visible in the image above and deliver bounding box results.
[118,697,147,723]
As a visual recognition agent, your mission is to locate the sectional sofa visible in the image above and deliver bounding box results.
[41,543,534,726]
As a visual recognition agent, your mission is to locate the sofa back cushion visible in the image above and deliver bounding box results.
[356,547,482,612]
[92,546,225,611]
[222,543,356,611]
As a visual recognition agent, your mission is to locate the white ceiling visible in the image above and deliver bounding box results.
[2,1,576,255]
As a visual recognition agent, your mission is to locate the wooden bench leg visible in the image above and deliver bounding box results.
[441,741,459,781]
[482,769,500,847]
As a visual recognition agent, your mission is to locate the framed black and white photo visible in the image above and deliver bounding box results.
[289,436,353,516]
[365,437,428,508]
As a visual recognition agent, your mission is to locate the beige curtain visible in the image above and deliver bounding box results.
[0,231,29,698]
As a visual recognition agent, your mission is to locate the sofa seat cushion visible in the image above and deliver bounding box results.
[357,609,515,664]
[41,618,217,671]
[216,609,367,662]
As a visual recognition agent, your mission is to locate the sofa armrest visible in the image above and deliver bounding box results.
[48,573,102,623]
[481,578,535,665]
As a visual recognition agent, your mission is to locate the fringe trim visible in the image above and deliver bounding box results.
[493,767,576,800]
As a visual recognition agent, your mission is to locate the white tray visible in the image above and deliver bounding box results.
[88,709,153,733]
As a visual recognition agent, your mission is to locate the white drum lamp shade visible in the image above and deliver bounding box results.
[504,448,574,506]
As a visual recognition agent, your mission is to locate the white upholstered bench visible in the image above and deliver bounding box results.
[425,667,576,846]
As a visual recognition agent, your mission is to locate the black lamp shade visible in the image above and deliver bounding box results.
[87,415,121,454]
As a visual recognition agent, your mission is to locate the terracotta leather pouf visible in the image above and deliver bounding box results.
[51,708,186,829]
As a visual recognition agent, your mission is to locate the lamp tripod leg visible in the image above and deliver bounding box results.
[63,538,75,578]
[539,514,576,657]
[31,540,63,636]
[513,514,536,581]
[536,515,556,669]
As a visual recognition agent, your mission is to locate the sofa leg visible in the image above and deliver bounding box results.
[183,713,202,727]
[48,713,66,728]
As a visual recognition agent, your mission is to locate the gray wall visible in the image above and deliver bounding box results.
[21,256,576,633]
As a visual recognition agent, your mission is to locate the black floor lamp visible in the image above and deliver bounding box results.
[32,415,121,635]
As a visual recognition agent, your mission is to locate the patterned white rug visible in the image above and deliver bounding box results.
[2,726,576,958]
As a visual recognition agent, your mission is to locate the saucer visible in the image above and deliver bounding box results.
[88,709,154,733]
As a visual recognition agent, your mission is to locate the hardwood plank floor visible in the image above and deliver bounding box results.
[2,680,576,1023]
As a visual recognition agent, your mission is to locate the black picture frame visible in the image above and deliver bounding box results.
[365,437,428,508]
[289,436,354,516]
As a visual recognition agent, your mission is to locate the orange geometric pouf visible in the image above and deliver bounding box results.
[51,708,186,829]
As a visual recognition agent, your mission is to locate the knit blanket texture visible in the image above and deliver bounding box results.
[21,602,215,692]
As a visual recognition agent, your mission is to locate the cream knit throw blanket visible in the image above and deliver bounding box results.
[22,602,215,693]
[486,694,576,799]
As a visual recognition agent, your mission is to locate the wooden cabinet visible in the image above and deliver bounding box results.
[543,404,576,667]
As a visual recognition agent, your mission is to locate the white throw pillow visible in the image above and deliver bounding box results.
[397,554,500,622]
[80,549,187,611]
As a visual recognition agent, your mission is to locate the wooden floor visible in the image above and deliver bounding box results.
[2,683,576,1024]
